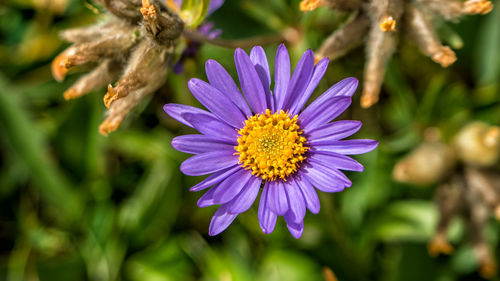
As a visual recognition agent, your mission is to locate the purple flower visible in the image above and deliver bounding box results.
[164,45,378,238]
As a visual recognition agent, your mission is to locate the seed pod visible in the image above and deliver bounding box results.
[454,122,500,167]
[393,141,457,186]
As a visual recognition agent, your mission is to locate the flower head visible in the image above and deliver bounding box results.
[51,0,224,135]
[164,44,378,238]
[300,0,493,108]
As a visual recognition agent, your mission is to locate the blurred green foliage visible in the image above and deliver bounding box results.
[1,0,500,280]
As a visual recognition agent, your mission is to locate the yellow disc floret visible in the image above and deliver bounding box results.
[235,109,308,181]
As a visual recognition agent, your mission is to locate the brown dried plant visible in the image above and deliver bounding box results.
[393,122,500,278]
[300,0,493,108]
[52,0,183,135]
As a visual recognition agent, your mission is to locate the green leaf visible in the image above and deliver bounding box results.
[475,5,500,85]
[370,200,438,242]
[0,75,83,223]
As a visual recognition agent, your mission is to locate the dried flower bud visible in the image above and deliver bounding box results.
[51,0,198,135]
[454,122,500,167]
[393,141,456,186]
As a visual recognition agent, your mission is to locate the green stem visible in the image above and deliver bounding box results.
[183,30,286,49]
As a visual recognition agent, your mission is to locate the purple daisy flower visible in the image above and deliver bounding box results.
[164,44,378,238]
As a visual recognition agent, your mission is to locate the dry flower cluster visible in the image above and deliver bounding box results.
[393,122,500,278]
[300,0,493,108]
[52,0,184,135]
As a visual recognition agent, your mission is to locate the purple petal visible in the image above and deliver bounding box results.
[234,48,267,114]
[207,28,222,39]
[295,176,320,214]
[309,158,352,186]
[285,179,306,224]
[309,151,364,172]
[289,57,329,115]
[183,113,238,144]
[227,176,262,213]
[199,22,215,34]
[282,49,314,111]
[313,139,379,155]
[205,59,252,117]
[273,44,291,111]
[180,150,238,176]
[307,121,362,143]
[212,168,253,204]
[250,46,273,109]
[320,77,359,99]
[207,0,224,15]
[302,161,348,193]
[284,213,304,239]
[172,134,235,154]
[188,78,246,128]
[198,186,217,207]
[258,182,277,234]
[190,165,241,192]
[163,103,213,128]
[267,181,289,215]
[299,96,351,131]
[208,204,238,236]
[300,77,358,117]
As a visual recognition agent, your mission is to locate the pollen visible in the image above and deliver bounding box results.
[235,109,308,181]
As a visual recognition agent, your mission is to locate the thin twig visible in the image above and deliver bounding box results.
[183,30,286,49]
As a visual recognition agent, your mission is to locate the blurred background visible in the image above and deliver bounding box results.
[1,0,500,280]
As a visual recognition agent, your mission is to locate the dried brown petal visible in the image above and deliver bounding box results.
[64,59,121,100]
[103,41,170,108]
[361,23,397,108]
[60,19,124,44]
[405,4,457,67]
[316,13,370,61]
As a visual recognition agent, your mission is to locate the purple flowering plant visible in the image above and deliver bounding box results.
[164,44,378,238]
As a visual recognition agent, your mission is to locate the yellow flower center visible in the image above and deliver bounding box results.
[235,109,308,181]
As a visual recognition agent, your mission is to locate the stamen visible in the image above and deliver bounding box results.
[235,109,308,181]
[379,16,396,32]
